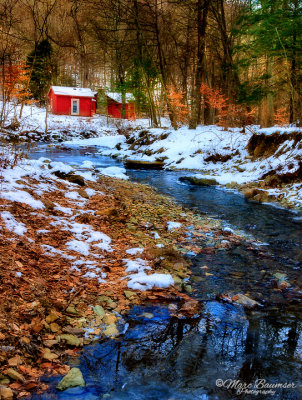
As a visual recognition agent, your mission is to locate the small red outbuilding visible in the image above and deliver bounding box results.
[48,86,97,117]
[106,92,136,120]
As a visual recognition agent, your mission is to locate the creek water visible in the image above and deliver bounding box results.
[28,144,302,400]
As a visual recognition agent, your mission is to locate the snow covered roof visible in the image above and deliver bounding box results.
[106,92,135,103]
[50,86,96,97]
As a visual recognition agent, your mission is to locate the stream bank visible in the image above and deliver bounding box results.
[85,126,302,211]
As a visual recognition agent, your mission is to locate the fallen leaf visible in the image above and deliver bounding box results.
[30,318,44,333]
[9,382,22,389]
[17,391,30,397]
[15,261,23,269]
[24,382,38,390]
[8,355,22,366]
[42,348,59,361]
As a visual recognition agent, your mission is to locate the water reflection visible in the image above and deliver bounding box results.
[30,304,302,400]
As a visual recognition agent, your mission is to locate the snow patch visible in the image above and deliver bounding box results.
[127,272,174,291]
[85,188,97,197]
[50,161,74,175]
[1,190,45,209]
[123,258,151,273]
[97,166,128,180]
[167,221,182,231]
[126,247,144,255]
[123,258,174,291]
[41,244,76,260]
[66,240,90,256]
[65,191,84,201]
[1,211,27,236]
[54,203,73,215]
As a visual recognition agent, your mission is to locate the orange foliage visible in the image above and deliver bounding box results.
[274,106,288,126]
[200,83,228,118]
[0,62,34,104]
[167,86,189,126]
[200,82,256,129]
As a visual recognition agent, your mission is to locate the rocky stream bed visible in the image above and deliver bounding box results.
[0,141,301,400]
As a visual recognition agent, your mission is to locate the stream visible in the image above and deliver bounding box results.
[28,144,302,400]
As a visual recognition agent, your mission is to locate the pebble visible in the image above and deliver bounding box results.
[103,324,119,338]
[56,368,85,391]
[140,313,154,319]
[103,313,118,325]
[59,334,82,347]
[0,385,13,399]
[6,368,24,382]
[93,305,105,318]
[42,348,59,361]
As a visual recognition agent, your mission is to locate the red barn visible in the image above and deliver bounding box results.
[48,86,97,117]
[106,92,136,120]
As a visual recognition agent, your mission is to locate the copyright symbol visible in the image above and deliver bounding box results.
[216,379,224,387]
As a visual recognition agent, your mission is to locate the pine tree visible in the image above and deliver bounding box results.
[27,39,57,104]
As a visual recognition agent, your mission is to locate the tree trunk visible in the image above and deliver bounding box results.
[189,0,211,129]
[133,0,158,127]
[260,56,274,127]
[289,1,298,124]
[216,0,240,101]
[154,0,177,129]
[45,94,49,134]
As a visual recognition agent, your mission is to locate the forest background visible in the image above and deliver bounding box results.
[0,0,301,130]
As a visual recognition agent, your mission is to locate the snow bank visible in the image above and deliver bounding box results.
[88,124,302,209]
[64,135,125,148]
[0,102,112,139]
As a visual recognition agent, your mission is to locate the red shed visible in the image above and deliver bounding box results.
[48,86,97,117]
[106,92,136,120]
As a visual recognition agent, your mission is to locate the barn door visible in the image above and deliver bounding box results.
[71,99,79,115]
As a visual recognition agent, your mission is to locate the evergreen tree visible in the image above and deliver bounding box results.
[27,39,57,104]
[235,0,302,124]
